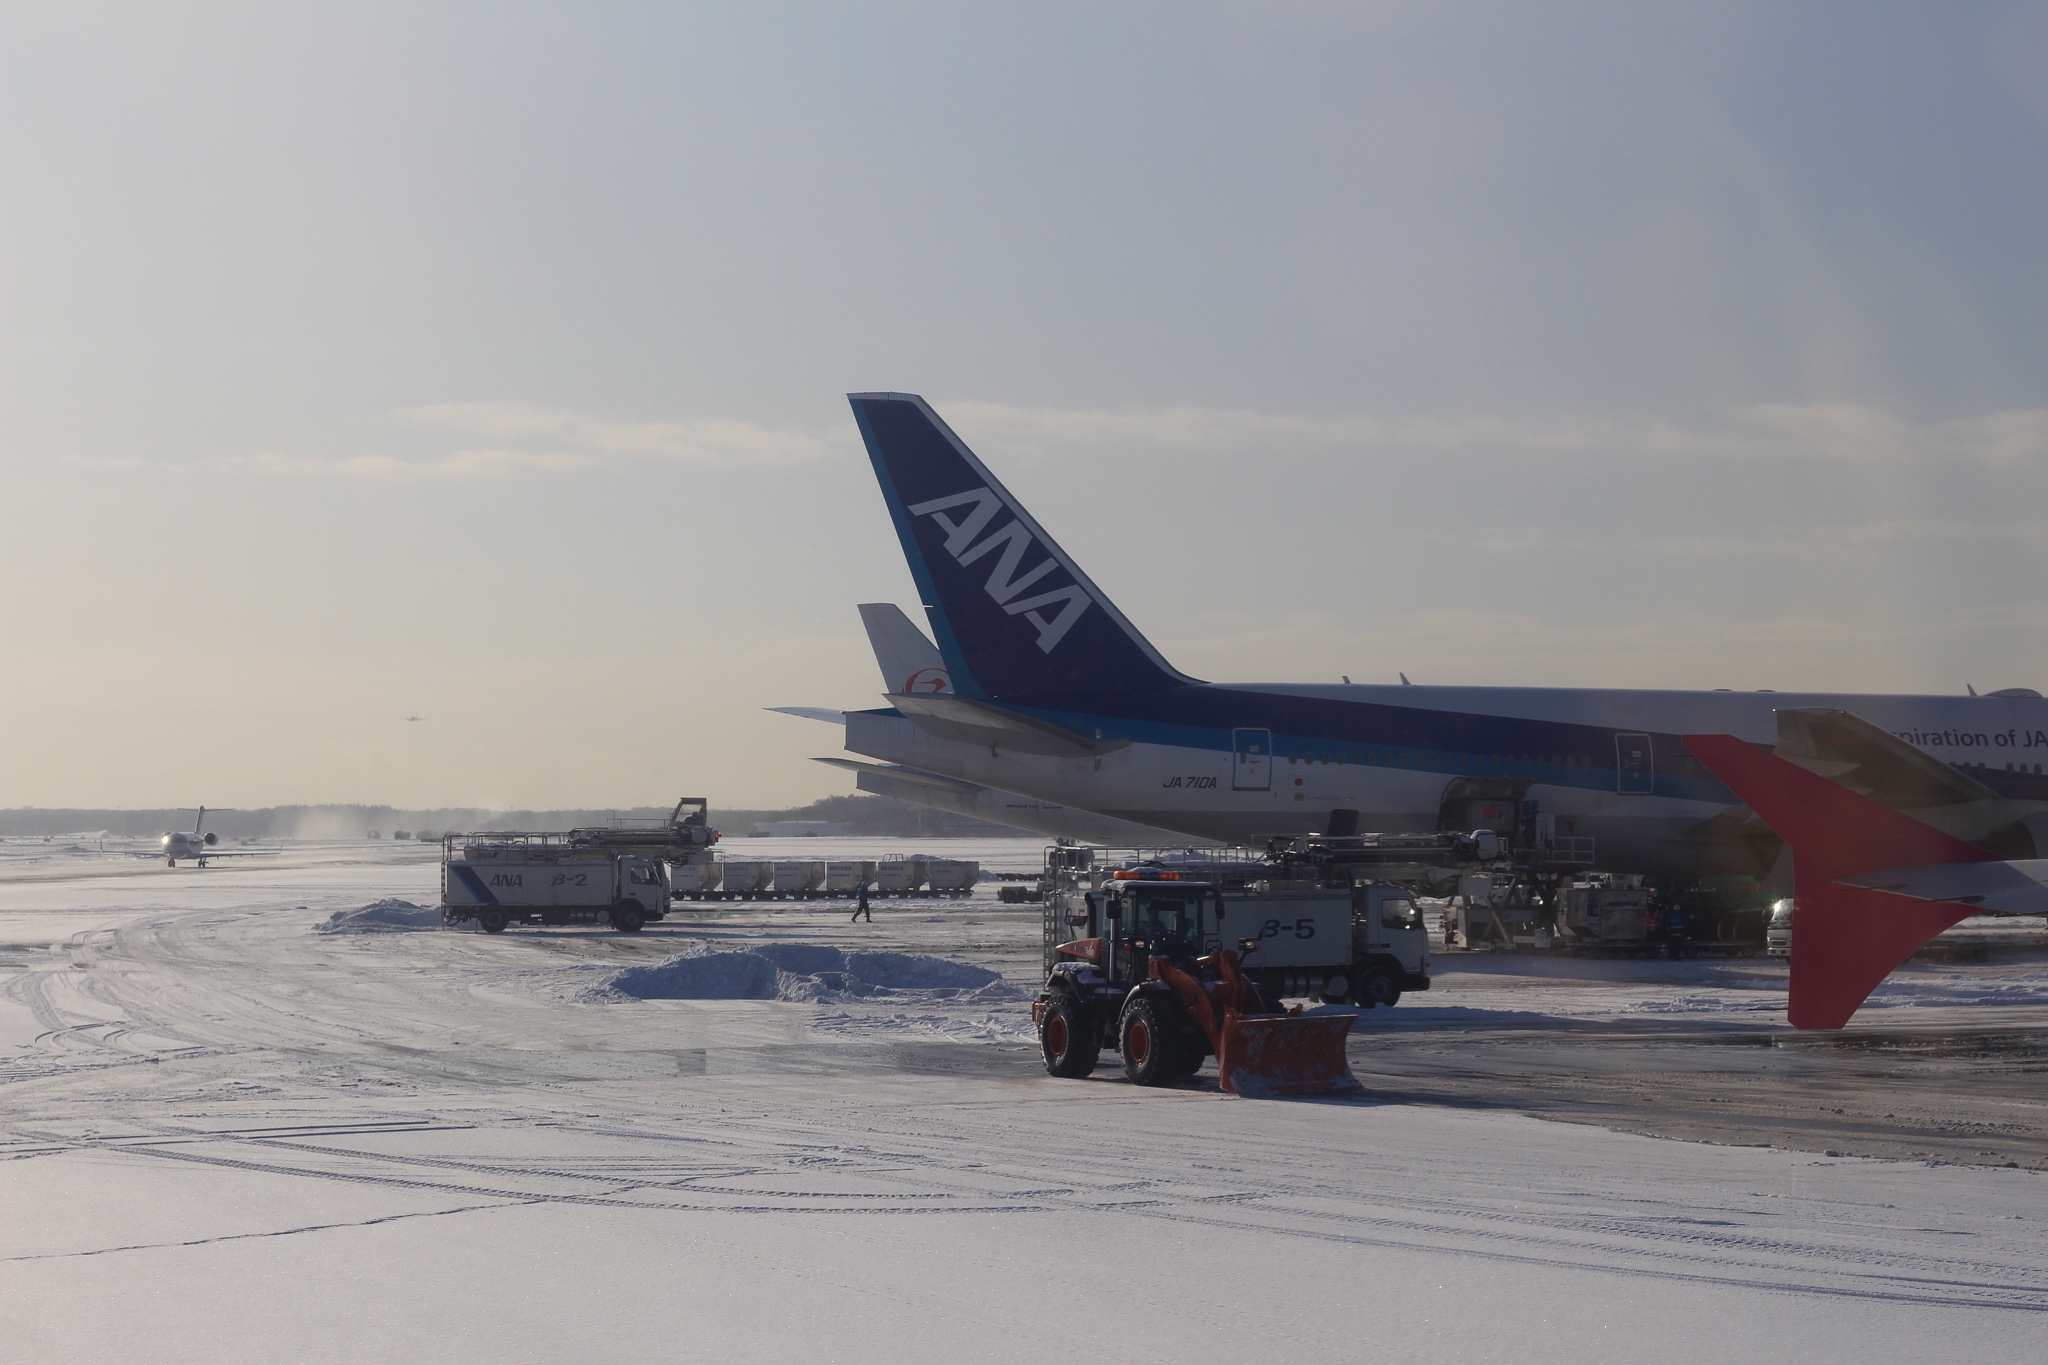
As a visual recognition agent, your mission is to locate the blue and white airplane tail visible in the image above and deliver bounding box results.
[848,393,1191,700]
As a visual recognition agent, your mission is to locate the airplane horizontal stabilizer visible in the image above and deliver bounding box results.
[887,692,1125,759]
[1682,732,1998,1029]
[811,756,983,799]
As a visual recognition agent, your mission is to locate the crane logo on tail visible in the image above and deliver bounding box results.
[906,487,1094,654]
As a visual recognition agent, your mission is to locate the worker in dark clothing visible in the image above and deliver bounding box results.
[850,880,872,923]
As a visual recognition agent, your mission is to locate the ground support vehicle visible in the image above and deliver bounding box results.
[1043,849,1432,1008]
[565,797,720,858]
[669,858,979,902]
[441,833,670,933]
[1766,897,1794,957]
[1031,875,1359,1096]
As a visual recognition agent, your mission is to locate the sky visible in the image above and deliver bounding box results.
[3,2,2046,810]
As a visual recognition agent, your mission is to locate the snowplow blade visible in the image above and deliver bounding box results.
[1217,1013,1359,1098]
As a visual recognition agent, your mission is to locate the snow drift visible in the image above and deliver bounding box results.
[316,899,444,933]
[591,943,1006,1003]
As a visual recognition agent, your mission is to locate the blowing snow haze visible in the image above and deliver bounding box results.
[2,4,2045,810]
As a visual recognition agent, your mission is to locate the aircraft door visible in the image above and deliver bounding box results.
[1615,733,1654,794]
[1232,728,1272,791]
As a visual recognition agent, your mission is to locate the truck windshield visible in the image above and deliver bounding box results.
[1769,899,1794,927]
[1379,897,1422,931]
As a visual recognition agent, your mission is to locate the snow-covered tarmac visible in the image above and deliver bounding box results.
[1,838,2043,1362]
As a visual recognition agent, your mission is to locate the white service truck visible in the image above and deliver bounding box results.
[441,834,671,934]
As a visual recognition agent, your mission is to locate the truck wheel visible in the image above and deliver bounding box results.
[479,907,508,935]
[1039,992,1098,1078]
[1119,997,1188,1087]
[1357,968,1400,1009]
[612,904,645,933]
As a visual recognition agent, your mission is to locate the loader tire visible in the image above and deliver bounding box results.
[611,904,645,933]
[1040,992,1099,1079]
[1356,967,1400,1009]
[1119,997,1189,1087]
[479,907,508,935]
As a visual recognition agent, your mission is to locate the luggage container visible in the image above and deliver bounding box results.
[771,860,826,896]
[874,859,927,894]
[720,860,772,897]
[669,859,723,896]
[925,859,980,893]
[824,860,878,893]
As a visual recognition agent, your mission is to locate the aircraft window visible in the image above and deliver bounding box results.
[1379,897,1422,931]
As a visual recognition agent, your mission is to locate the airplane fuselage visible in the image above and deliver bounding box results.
[839,390,2048,886]
[847,682,2048,880]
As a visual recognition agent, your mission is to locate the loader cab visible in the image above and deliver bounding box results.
[1101,877,1219,981]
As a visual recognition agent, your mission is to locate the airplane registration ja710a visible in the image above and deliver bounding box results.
[813,393,2048,885]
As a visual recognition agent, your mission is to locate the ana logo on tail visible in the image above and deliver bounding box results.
[906,487,1094,654]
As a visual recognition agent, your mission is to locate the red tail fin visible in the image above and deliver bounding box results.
[1681,733,1996,1029]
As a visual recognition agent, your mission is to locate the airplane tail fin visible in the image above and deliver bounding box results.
[858,603,953,696]
[847,393,1190,700]
[1682,733,1998,1029]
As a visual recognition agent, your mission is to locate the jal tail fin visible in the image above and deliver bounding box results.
[1682,732,1998,1029]
[847,393,1190,700]
[857,603,954,696]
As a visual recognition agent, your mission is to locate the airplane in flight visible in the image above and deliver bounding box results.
[1685,717,2047,1027]
[825,392,2048,887]
[159,808,274,868]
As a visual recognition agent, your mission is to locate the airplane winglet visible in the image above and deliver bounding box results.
[1681,733,1997,1029]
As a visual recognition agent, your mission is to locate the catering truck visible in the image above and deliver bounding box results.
[441,832,671,934]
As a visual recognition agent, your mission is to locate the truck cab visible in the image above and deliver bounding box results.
[1766,898,1794,957]
[1349,882,1431,1006]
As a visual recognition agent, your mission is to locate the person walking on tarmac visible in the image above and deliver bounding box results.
[850,879,872,923]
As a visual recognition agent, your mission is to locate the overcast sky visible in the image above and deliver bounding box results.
[4,2,2046,810]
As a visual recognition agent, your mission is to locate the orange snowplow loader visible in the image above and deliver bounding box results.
[1154,950,1360,1097]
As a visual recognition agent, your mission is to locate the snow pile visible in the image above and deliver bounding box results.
[315,898,444,933]
[1860,968,2048,1010]
[591,942,1008,1004]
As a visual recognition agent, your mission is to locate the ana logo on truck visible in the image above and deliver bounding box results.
[489,874,524,888]
[907,487,1094,654]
